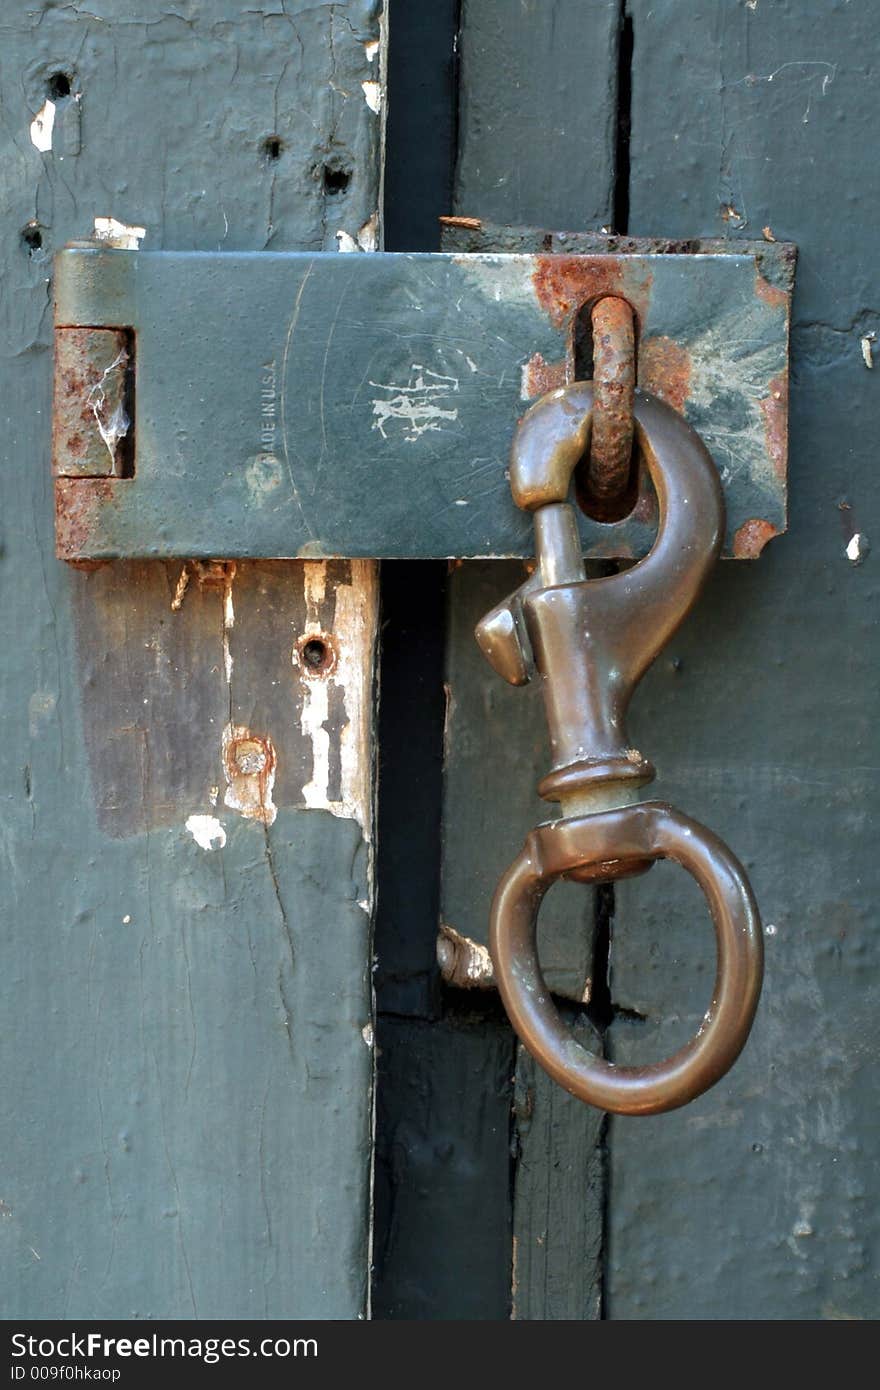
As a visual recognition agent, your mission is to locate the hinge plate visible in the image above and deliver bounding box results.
[53,245,793,561]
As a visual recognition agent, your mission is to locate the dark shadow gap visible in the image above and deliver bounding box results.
[613,9,634,235]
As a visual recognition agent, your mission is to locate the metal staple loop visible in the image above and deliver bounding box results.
[586,296,636,506]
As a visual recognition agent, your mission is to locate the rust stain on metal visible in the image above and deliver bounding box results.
[53,327,131,478]
[755,270,788,310]
[760,370,788,482]
[532,255,654,332]
[733,518,780,558]
[222,722,277,825]
[638,336,692,414]
[587,296,636,504]
[521,351,567,400]
[54,477,117,560]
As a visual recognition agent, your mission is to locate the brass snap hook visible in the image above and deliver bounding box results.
[477,382,763,1116]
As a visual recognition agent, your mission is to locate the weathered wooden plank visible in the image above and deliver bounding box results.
[0,0,383,1319]
[456,0,621,230]
[512,1013,605,1321]
[440,0,625,1321]
[372,1012,515,1320]
[606,0,880,1321]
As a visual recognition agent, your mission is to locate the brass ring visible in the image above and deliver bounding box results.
[489,801,763,1116]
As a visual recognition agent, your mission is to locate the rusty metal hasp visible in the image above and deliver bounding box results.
[52,244,791,562]
[479,383,764,1116]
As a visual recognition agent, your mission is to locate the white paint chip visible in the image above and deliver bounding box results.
[361,1023,375,1048]
[860,332,875,369]
[846,532,869,564]
[364,39,380,61]
[336,230,359,254]
[93,216,146,249]
[185,814,227,851]
[362,80,382,114]
[30,100,55,152]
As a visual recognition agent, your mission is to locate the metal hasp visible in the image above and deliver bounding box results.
[477,383,764,1116]
[52,244,792,562]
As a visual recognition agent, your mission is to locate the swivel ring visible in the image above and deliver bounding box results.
[489,801,763,1116]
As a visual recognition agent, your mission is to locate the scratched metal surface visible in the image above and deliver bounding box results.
[0,0,381,1319]
[53,246,789,560]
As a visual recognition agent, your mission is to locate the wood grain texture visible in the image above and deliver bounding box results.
[0,0,383,1319]
[455,0,621,229]
[605,0,880,1320]
[512,1012,604,1321]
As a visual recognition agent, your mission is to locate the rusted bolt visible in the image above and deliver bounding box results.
[231,738,268,775]
[586,296,636,509]
[295,631,338,678]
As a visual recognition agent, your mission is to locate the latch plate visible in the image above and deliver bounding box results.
[53,245,793,561]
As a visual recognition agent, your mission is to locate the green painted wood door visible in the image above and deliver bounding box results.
[1,1,384,1320]
[3,0,878,1324]
[375,0,880,1321]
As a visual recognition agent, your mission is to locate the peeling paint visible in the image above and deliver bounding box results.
[361,80,382,114]
[30,99,55,152]
[93,216,146,248]
[185,814,227,851]
[860,333,875,369]
[294,560,377,833]
[357,212,379,252]
[335,230,359,253]
[846,532,869,564]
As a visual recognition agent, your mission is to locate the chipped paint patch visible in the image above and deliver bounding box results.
[860,333,875,369]
[362,80,382,114]
[335,230,359,253]
[222,723,277,825]
[370,366,459,443]
[185,814,227,851]
[93,216,146,248]
[364,39,380,61]
[294,560,377,833]
[846,532,869,564]
[357,212,379,252]
[30,100,55,152]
